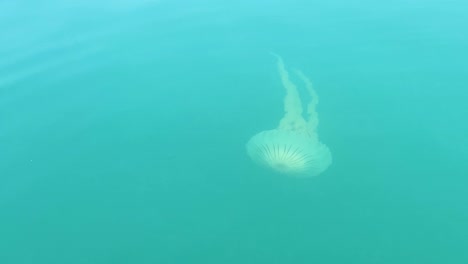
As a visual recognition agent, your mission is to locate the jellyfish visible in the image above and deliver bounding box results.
[246,55,332,177]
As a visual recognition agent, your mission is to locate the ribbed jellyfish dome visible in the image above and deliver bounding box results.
[246,130,332,177]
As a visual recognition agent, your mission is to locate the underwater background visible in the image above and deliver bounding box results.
[1,0,467,263]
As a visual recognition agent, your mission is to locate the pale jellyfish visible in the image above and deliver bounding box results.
[246,55,332,177]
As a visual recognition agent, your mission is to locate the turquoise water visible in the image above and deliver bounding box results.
[1,1,467,263]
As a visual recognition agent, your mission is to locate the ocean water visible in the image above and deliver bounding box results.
[1,1,467,263]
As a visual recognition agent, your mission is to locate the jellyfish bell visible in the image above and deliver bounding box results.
[246,55,332,177]
[247,129,332,177]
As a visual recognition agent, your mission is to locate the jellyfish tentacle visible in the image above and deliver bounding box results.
[274,55,307,133]
[294,70,319,137]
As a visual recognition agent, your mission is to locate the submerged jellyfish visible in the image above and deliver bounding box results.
[246,55,332,177]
